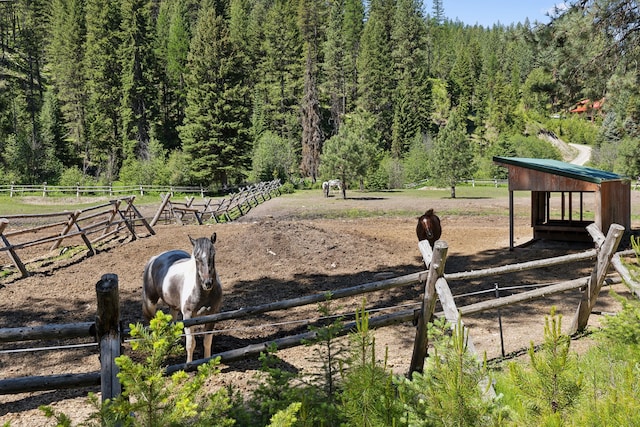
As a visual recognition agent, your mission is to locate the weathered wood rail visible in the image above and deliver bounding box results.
[0,183,206,197]
[150,179,282,226]
[0,222,631,398]
[0,196,154,278]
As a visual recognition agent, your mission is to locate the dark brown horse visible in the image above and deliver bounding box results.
[416,209,442,247]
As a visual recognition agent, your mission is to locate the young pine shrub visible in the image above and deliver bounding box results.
[41,311,235,427]
[339,301,402,427]
[506,307,582,425]
[396,316,506,427]
[100,311,234,427]
[245,296,347,427]
[569,293,640,426]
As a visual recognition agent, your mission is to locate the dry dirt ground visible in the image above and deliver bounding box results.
[1,189,638,426]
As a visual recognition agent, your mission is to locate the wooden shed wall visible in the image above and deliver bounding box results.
[507,166,600,192]
[599,180,631,230]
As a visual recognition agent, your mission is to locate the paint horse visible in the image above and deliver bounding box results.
[322,179,342,197]
[416,209,442,248]
[142,233,223,363]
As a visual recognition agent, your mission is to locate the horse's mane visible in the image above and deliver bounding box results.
[424,208,434,216]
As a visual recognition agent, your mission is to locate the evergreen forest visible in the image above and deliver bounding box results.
[1,0,639,190]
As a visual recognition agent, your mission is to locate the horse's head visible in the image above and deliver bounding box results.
[189,233,218,291]
[416,209,442,244]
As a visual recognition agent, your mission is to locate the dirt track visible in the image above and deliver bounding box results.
[0,189,637,426]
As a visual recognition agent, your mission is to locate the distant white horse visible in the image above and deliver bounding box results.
[322,179,342,197]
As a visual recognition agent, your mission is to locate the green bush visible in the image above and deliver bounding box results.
[279,181,296,194]
[41,311,235,427]
[58,166,96,187]
[396,317,506,426]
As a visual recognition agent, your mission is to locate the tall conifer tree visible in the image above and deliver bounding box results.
[84,0,122,179]
[390,0,431,157]
[254,0,303,141]
[155,0,191,150]
[180,2,251,186]
[47,0,85,169]
[356,0,394,150]
[323,0,346,136]
[343,0,364,114]
[119,0,156,161]
[298,0,326,181]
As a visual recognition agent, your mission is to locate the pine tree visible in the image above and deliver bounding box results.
[39,88,69,175]
[430,108,476,198]
[180,2,251,187]
[298,0,326,182]
[356,0,395,150]
[431,0,445,24]
[47,0,86,170]
[119,0,156,161]
[390,0,431,157]
[343,0,364,114]
[155,0,191,151]
[84,0,123,180]
[14,0,48,178]
[254,0,303,141]
[323,0,346,136]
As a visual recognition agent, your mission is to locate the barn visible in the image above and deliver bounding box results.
[493,156,631,249]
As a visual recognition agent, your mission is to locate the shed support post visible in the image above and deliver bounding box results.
[151,193,172,227]
[509,190,514,250]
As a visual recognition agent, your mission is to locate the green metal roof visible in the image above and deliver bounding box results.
[493,156,627,184]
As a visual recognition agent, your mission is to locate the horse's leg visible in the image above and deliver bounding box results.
[180,311,195,363]
[203,323,214,359]
[142,298,157,320]
[184,325,196,363]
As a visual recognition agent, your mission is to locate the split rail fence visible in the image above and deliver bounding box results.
[0,222,635,403]
[0,196,155,278]
[0,180,282,278]
[0,183,206,198]
[150,179,282,226]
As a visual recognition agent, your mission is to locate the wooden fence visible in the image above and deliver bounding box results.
[0,196,155,278]
[0,183,206,198]
[150,179,282,226]
[0,222,634,401]
[0,180,282,278]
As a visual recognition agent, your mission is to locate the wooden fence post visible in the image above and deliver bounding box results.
[150,192,172,227]
[0,218,28,277]
[570,223,625,334]
[50,210,94,255]
[121,197,155,236]
[409,240,447,377]
[95,273,122,402]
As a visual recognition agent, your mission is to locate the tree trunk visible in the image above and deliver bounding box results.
[450,185,456,198]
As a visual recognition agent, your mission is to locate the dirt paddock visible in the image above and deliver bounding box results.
[1,189,638,426]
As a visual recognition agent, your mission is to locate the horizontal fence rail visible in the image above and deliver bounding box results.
[0,184,208,197]
[0,225,631,395]
[0,179,282,198]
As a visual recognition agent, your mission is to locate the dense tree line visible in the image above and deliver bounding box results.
[0,0,639,189]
